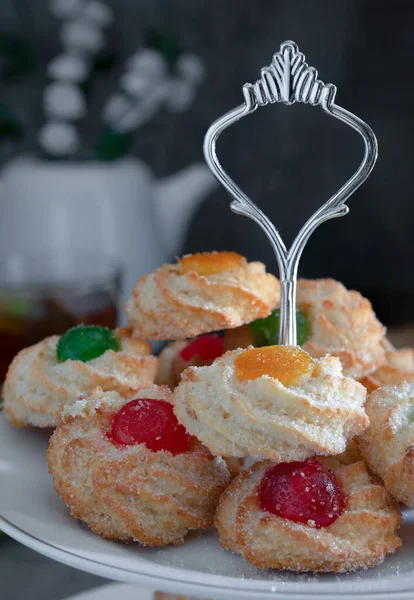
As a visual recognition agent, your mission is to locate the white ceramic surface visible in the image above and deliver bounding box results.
[64,583,153,600]
[1,413,414,600]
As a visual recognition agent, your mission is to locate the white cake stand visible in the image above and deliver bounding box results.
[64,584,153,600]
[1,413,414,600]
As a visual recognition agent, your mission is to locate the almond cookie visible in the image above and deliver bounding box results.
[4,326,157,428]
[360,345,414,392]
[156,335,225,389]
[224,279,386,379]
[215,458,402,572]
[125,252,280,340]
[358,382,414,506]
[297,279,386,378]
[47,385,230,546]
[173,346,368,462]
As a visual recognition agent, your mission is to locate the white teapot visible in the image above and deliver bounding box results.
[0,155,216,310]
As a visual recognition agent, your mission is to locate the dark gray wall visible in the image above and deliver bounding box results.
[2,0,414,324]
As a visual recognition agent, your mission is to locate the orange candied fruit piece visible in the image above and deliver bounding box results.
[234,345,314,386]
[180,251,245,276]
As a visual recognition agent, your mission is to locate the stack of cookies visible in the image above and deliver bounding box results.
[4,251,414,573]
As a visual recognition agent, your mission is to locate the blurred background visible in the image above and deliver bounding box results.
[0,0,413,599]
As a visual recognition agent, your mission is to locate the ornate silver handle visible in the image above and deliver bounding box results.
[203,40,378,346]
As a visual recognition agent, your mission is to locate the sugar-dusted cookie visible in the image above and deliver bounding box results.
[125,252,280,340]
[360,345,414,392]
[156,335,224,389]
[215,457,402,572]
[173,346,368,462]
[47,385,230,546]
[224,279,386,379]
[358,382,414,506]
[4,326,157,428]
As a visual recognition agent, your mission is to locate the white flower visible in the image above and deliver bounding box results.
[106,83,168,132]
[126,49,167,79]
[102,94,131,123]
[82,1,113,27]
[47,53,89,82]
[61,19,104,53]
[115,101,158,133]
[120,72,158,97]
[176,53,205,83]
[44,82,86,119]
[38,121,79,156]
[165,78,195,112]
[50,0,84,19]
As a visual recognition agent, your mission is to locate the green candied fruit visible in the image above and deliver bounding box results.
[57,325,120,363]
[249,307,310,347]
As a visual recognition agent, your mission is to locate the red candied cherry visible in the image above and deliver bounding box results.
[180,334,224,362]
[257,458,346,528]
[110,398,191,454]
